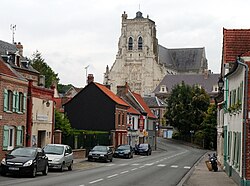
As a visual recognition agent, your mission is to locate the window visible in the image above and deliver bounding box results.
[160,85,167,93]
[3,125,15,150]
[118,113,121,125]
[4,89,13,112]
[138,36,143,50]
[3,89,26,113]
[128,37,133,50]
[16,126,24,146]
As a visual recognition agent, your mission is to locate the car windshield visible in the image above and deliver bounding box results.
[10,148,36,157]
[44,145,64,155]
[139,144,148,148]
[92,146,107,152]
[117,145,130,150]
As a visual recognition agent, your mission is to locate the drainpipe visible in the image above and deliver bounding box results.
[237,58,248,183]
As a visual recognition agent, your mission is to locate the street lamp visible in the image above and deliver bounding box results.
[218,77,224,92]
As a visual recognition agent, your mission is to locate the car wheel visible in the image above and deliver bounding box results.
[68,161,73,171]
[110,157,113,162]
[60,162,65,172]
[31,167,37,178]
[42,164,48,175]
[147,151,149,156]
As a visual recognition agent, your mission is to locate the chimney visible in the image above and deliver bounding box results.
[116,82,129,96]
[38,75,45,87]
[16,42,23,56]
[87,74,94,84]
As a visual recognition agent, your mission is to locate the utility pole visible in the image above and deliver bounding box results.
[84,65,89,85]
[10,24,16,44]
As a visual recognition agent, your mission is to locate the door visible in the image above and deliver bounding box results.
[37,130,46,148]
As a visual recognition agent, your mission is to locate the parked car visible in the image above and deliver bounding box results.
[43,144,73,171]
[88,145,113,162]
[134,143,152,156]
[0,147,48,177]
[113,144,134,159]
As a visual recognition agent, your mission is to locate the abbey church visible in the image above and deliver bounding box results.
[104,11,208,96]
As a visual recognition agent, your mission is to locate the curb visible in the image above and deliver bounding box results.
[177,151,208,186]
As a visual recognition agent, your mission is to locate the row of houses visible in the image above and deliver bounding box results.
[0,40,55,160]
[216,28,250,185]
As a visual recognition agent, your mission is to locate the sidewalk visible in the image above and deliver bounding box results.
[183,153,237,186]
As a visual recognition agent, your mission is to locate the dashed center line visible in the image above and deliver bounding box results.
[120,170,129,174]
[132,163,140,166]
[131,168,138,171]
[157,164,166,167]
[184,166,191,169]
[107,174,118,178]
[145,163,154,166]
[171,165,178,168]
[89,178,103,184]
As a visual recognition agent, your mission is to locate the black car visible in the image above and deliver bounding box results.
[134,143,152,156]
[0,147,48,177]
[113,144,134,159]
[88,145,113,162]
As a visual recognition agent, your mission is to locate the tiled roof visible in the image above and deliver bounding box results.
[132,92,156,119]
[223,28,250,64]
[95,82,129,107]
[0,40,18,54]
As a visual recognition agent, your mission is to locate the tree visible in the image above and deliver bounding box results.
[29,51,59,88]
[195,104,217,149]
[55,110,72,135]
[165,82,210,140]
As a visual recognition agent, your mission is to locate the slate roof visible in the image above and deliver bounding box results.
[143,96,167,108]
[132,92,156,119]
[0,40,18,54]
[158,45,207,73]
[223,28,250,64]
[153,73,220,94]
[95,82,129,107]
[0,57,27,81]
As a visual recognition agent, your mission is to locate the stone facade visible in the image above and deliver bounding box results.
[104,11,208,96]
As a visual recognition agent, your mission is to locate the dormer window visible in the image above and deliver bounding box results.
[212,85,218,92]
[160,85,167,93]
[128,37,133,50]
[138,36,143,50]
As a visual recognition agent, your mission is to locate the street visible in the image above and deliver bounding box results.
[0,139,206,186]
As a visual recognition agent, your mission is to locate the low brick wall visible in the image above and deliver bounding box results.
[73,149,86,159]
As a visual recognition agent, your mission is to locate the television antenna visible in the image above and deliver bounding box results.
[10,24,16,44]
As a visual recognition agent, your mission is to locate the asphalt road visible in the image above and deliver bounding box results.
[0,138,206,186]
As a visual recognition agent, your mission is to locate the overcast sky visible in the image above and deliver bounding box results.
[1,0,249,87]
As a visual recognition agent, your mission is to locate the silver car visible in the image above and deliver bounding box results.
[43,144,73,171]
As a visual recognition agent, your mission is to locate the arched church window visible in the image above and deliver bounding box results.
[138,36,143,50]
[128,37,133,50]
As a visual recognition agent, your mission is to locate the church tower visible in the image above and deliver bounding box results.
[104,11,169,96]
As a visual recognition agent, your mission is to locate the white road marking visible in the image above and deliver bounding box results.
[184,166,191,169]
[131,168,138,171]
[107,174,118,178]
[89,179,103,184]
[157,164,166,167]
[171,165,178,168]
[106,164,115,166]
[131,163,140,166]
[139,166,145,168]
[79,185,85,186]
[120,170,129,174]
[145,163,154,166]
[119,164,128,166]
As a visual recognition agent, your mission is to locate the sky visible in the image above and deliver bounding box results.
[1,0,250,87]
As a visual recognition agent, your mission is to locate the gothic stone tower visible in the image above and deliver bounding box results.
[104,11,170,96]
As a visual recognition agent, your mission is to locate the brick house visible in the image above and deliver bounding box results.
[217,28,250,185]
[0,40,54,148]
[0,58,28,160]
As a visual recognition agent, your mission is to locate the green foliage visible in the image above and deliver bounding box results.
[165,82,210,138]
[29,51,60,88]
[55,110,72,136]
[57,84,74,94]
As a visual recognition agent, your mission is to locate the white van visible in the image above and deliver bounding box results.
[43,144,73,171]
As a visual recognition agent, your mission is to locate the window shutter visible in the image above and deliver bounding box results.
[16,126,23,146]
[23,93,27,113]
[3,125,9,150]
[16,92,20,112]
[12,91,17,112]
[4,89,8,111]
